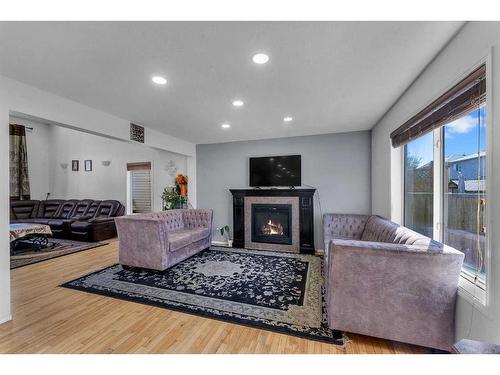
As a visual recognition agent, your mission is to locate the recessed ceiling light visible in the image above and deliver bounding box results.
[232,100,244,107]
[152,76,167,85]
[283,116,293,122]
[252,53,269,64]
[221,123,231,129]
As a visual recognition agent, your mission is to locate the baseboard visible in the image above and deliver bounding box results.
[212,240,230,247]
[0,314,12,325]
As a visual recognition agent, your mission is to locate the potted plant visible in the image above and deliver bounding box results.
[216,225,232,247]
[162,187,188,210]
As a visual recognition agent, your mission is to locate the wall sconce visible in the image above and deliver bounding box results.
[60,163,69,169]
[101,160,112,167]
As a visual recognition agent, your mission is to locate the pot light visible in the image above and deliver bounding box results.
[232,100,244,107]
[152,76,167,85]
[283,116,293,122]
[221,123,231,129]
[252,53,269,64]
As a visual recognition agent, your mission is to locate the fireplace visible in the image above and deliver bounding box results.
[251,203,292,245]
[230,189,315,254]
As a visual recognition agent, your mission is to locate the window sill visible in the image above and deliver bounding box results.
[458,275,488,314]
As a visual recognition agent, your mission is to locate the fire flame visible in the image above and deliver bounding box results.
[262,219,284,235]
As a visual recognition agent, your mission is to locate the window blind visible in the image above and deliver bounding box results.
[128,162,152,213]
[390,64,486,148]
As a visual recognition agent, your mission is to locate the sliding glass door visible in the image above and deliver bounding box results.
[403,105,487,289]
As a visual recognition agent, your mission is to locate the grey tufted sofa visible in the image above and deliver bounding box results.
[115,209,213,271]
[323,213,464,351]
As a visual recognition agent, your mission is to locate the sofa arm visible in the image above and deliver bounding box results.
[115,216,169,269]
[325,238,464,351]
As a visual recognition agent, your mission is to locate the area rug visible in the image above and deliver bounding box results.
[11,239,106,269]
[61,246,344,344]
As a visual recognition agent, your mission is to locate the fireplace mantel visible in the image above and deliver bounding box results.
[229,188,315,254]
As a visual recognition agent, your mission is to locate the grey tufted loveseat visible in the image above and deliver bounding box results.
[115,209,213,271]
[323,213,464,351]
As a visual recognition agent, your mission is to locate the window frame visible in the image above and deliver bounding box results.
[401,56,492,309]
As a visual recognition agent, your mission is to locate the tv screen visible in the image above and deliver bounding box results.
[249,155,301,187]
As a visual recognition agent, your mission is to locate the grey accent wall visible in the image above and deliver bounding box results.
[197,131,371,249]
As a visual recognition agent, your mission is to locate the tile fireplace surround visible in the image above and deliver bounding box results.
[230,189,316,254]
[244,196,300,253]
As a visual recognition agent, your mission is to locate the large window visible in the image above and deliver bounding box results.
[399,64,488,295]
[404,132,434,238]
[443,105,486,285]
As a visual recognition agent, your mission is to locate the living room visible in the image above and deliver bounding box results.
[1,1,500,372]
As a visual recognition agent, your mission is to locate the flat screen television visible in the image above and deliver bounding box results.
[249,155,301,187]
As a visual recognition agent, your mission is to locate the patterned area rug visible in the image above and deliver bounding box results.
[11,239,106,269]
[61,246,344,344]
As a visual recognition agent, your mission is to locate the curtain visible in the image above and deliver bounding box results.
[9,124,31,200]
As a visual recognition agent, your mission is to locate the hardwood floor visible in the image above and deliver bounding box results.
[0,239,429,354]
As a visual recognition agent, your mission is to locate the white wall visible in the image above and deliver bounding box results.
[371,22,500,344]
[197,131,372,248]
[0,75,196,325]
[10,117,187,210]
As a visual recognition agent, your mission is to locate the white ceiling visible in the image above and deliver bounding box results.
[0,21,464,144]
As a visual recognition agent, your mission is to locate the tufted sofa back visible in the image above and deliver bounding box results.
[360,215,438,247]
[323,213,441,250]
[323,213,370,251]
[138,210,185,230]
[182,209,213,230]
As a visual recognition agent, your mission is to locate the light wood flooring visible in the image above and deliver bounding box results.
[0,239,429,353]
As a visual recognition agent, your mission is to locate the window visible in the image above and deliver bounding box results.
[404,132,434,238]
[127,162,152,214]
[397,64,488,298]
[443,105,486,285]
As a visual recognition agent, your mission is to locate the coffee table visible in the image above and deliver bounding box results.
[9,223,54,255]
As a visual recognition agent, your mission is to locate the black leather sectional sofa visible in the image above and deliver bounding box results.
[10,199,125,242]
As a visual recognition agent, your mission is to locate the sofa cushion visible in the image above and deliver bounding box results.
[55,200,78,219]
[190,227,210,242]
[70,199,93,219]
[38,200,65,218]
[28,218,52,225]
[168,230,193,252]
[10,200,40,220]
[71,220,91,233]
[95,200,121,218]
[84,201,101,218]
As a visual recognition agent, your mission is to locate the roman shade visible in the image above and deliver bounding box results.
[126,162,151,171]
[390,64,486,148]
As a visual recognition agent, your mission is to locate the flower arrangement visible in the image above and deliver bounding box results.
[175,174,188,196]
[175,174,188,185]
[162,187,187,210]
